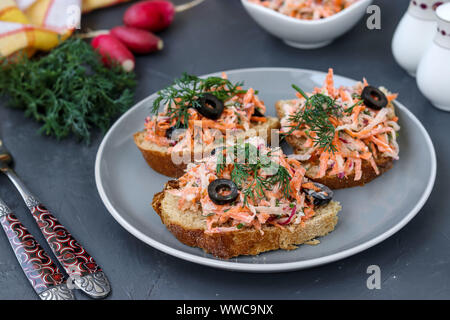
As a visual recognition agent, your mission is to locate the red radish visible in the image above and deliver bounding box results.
[123,0,205,32]
[278,205,297,225]
[91,34,135,72]
[124,0,174,32]
[110,26,163,54]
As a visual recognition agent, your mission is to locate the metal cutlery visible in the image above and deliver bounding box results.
[0,139,111,299]
[0,197,75,300]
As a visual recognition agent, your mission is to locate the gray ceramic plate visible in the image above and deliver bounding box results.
[95,68,436,272]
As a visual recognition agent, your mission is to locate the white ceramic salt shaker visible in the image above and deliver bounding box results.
[392,0,448,77]
[417,3,450,111]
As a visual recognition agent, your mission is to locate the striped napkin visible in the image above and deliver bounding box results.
[0,0,132,57]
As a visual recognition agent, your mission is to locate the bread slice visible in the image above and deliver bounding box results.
[275,100,394,189]
[135,117,280,178]
[302,156,393,189]
[152,180,341,259]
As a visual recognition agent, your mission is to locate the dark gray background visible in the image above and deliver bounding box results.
[1,0,449,299]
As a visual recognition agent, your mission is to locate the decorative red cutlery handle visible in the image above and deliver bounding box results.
[3,168,110,298]
[0,201,74,300]
[26,196,111,298]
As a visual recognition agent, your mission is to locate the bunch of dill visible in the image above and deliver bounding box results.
[0,38,136,143]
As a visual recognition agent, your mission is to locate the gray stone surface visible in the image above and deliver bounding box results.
[0,0,449,300]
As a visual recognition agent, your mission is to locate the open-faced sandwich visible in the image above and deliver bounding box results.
[134,73,280,178]
[152,137,341,259]
[276,69,400,189]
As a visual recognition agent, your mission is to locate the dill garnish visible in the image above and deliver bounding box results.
[216,143,291,206]
[283,84,342,153]
[0,38,136,143]
[344,99,363,114]
[151,73,246,128]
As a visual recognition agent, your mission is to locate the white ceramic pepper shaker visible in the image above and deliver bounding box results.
[392,0,448,77]
[417,3,450,111]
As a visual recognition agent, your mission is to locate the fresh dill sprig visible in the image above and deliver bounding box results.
[152,73,246,129]
[344,99,363,114]
[0,38,136,143]
[283,84,342,153]
[216,143,292,206]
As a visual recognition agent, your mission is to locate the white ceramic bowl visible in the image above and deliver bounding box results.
[241,0,373,49]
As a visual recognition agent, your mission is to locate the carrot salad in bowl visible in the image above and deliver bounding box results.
[248,0,360,20]
[279,68,400,182]
[144,73,268,152]
[168,137,336,234]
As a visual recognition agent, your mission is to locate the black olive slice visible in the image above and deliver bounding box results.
[304,182,333,207]
[165,125,185,139]
[211,146,226,156]
[361,86,388,110]
[208,179,238,205]
[165,126,175,139]
[253,107,265,117]
[195,93,224,120]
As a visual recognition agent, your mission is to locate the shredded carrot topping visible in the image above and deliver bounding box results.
[144,73,267,151]
[168,137,324,234]
[248,0,360,20]
[280,68,400,181]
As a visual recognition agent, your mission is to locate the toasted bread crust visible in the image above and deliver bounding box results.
[310,157,393,189]
[152,180,340,259]
[135,117,280,178]
[275,100,395,189]
[134,132,187,177]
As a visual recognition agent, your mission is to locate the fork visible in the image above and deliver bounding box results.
[0,139,111,299]
[0,197,75,300]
